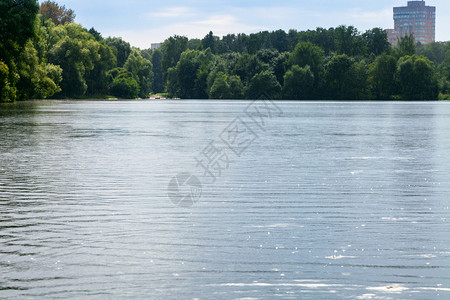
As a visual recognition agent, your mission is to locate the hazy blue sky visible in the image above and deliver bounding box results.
[39,0,449,48]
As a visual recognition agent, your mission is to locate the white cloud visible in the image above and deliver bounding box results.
[148,7,195,18]
[193,15,237,26]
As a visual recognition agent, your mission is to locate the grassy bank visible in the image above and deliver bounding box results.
[439,94,450,100]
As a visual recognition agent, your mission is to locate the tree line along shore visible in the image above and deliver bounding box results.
[1,0,450,102]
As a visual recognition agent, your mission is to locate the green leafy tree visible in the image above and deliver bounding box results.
[369,54,397,99]
[187,38,202,50]
[256,49,281,66]
[441,50,450,82]
[393,35,416,58]
[151,49,164,93]
[247,70,282,99]
[334,25,367,57]
[287,29,300,51]
[36,18,66,58]
[161,35,188,79]
[124,49,153,98]
[228,75,244,99]
[105,37,131,67]
[209,72,244,99]
[222,34,236,52]
[0,0,39,61]
[272,52,290,85]
[209,72,231,99]
[16,40,62,99]
[0,61,17,101]
[235,33,250,53]
[363,28,391,56]
[417,42,450,67]
[171,52,198,98]
[86,41,116,95]
[166,49,214,99]
[440,51,450,95]
[244,31,272,53]
[325,54,369,100]
[270,29,289,52]
[165,67,180,97]
[88,27,103,42]
[396,55,439,100]
[206,58,229,93]
[283,65,314,100]
[233,53,269,85]
[140,48,152,61]
[111,76,140,99]
[223,33,251,53]
[0,0,39,101]
[39,1,75,25]
[108,68,140,99]
[202,31,217,53]
[247,33,264,54]
[256,49,289,85]
[48,23,101,97]
[298,28,336,54]
[289,41,324,78]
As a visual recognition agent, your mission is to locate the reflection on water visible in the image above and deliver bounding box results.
[1,100,450,299]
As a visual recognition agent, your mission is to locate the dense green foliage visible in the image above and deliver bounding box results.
[397,55,439,100]
[283,65,314,100]
[108,68,140,99]
[0,1,152,101]
[160,29,444,100]
[1,1,449,102]
[1,0,40,101]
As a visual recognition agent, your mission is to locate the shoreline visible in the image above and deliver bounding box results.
[1,98,449,104]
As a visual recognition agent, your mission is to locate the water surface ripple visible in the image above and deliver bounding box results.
[1,100,450,299]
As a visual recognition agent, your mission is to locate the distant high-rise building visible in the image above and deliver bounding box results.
[151,43,161,50]
[386,1,436,45]
[386,29,397,45]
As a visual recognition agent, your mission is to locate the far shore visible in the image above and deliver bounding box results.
[2,98,449,104]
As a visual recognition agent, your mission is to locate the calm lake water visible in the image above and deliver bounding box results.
[1,100,450,299]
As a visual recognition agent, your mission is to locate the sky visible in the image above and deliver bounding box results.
[39,0,450,49]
